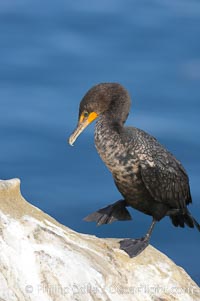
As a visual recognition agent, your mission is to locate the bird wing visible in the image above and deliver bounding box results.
[139,149,192,209]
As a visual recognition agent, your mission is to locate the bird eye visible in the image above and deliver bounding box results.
[83,111,89,118]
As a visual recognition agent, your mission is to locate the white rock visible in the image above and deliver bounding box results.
[0,178,199,301]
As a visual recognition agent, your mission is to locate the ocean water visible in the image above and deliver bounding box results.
[0,0,200,285]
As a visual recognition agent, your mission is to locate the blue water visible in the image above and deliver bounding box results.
[0,0,200,285]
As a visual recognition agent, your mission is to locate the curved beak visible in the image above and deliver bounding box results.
[68,112,98,146]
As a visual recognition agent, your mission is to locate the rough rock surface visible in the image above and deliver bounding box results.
[0,178,199,301]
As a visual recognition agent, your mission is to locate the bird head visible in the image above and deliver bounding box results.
[68,83,130,146]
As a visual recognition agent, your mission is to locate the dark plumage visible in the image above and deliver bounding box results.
[68,83,200,257]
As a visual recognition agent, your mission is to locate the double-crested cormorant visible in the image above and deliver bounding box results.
[68,83,200,257]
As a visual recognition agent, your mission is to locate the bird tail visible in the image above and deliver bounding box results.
[170,210,200,231]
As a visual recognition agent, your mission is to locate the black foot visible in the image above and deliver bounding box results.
[119,237,149,257]
[84,200,132,226]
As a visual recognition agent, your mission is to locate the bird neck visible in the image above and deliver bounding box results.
[94,91,131,156]
[107,98,130,126]
[94,114,124,172]
[98,112,124,134]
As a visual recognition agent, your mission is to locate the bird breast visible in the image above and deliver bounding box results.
[94,118,139,179]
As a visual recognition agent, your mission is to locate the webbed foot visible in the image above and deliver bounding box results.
[119,219,157,257]
[84,200,132,226]
[119,237,149,257]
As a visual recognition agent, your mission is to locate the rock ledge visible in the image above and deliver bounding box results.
[0,179,199,301]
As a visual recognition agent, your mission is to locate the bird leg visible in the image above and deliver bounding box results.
[119,219,157,257]
[83,200,132,226]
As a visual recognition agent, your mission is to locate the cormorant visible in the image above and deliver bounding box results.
[68,83,200,257]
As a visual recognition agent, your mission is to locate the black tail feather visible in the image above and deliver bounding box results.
[193,217,200,232]
[170,210,200,231]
